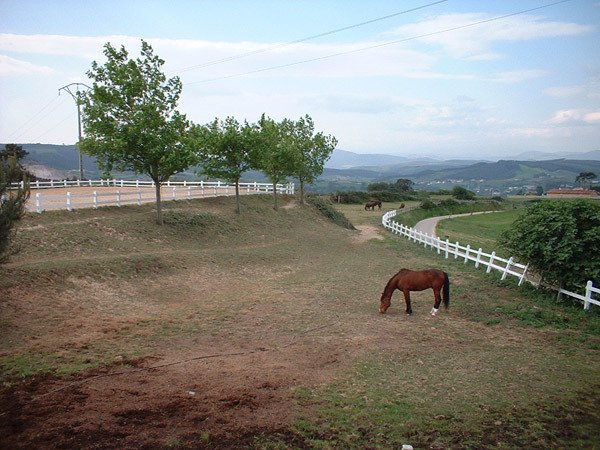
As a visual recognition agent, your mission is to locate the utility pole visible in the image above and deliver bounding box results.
[59,83,91,180]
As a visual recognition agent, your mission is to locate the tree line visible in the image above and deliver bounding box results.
[78,40,337,223]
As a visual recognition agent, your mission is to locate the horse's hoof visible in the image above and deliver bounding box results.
[430,307,439,316]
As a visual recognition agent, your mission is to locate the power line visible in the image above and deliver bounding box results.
[184,0,573,86]
[5,95,67,142]
[176,0,449,73]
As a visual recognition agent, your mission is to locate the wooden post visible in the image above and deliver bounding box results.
[501,257,513,281]
[475,248,482,268]
[36,192,41,213]
[116,190,121,207]
[486,251,496,273]
[93,191,98,209]
[66,192,72,211]
[464,245,470,263]
[584,280,593,310]
[518,264,528,286]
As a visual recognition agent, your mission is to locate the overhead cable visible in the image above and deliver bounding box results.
[184,0,573,85]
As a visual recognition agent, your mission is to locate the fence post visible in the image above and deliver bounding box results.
[584,280,593,310]
[454,241,459,259]
[464,245,470,263]
[36,192,41,213]
[445,238,450,259]
[475,248,482,268]
[436,236,441,254]
[172,187,176,200]
[501,257,513,281]
[519,265,528,286]
[188,186,192,199]
[66,192,72,211]
[137,190,142,206]
[63,179,67,187]
[486,251,496,273]
[93,191,98,209]
[116,190,121,207]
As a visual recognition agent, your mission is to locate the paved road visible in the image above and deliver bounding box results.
[414,211,499,238]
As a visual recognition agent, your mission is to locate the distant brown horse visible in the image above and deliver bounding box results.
[399,202,405,210]
[379,269,449,316]
[365,200,382,211]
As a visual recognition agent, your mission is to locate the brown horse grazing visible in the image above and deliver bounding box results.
[365,200,382,211]
[379,269,449,316]
[399,202,405,209]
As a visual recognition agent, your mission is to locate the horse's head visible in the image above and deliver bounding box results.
[379,292,391,314]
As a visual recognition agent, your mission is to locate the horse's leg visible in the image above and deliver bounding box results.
[403,290,412,315]
[431,286,442,316]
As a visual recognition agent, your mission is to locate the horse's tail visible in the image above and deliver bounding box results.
[443,272,450,309]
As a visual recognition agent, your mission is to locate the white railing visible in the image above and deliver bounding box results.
[12,178,293,191]
[24,179,294,213]
[558,281,600,310]
[382,209,529,285]
[382,209,599,309]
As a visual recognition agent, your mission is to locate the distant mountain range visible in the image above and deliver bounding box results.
[7,143,600,195]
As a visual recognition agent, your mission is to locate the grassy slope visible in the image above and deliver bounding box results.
[1,197,599,448]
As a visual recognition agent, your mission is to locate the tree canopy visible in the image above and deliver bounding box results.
[79,40,198,224]
[196,117,257,214]
[499,200,600,290]
[1,148,30,263]
[576,171,597,189]
[254,115,295,210]
[284,115,337,204]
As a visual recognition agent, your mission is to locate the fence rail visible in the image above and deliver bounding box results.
[381,209,598,309]
[17,179,294,213]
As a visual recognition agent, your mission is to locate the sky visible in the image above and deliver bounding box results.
[1,0,599,160]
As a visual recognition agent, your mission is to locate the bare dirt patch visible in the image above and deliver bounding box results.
[351,225,385,244]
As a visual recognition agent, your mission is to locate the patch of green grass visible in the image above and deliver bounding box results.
[436,209,522,254]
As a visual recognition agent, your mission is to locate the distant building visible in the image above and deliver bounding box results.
[546,188,599,198]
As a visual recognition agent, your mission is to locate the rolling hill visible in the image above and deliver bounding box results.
[6,143,600,195]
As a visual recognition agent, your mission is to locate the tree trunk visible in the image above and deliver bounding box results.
[155,181,163,225]
[235,179,241,214]
[272,181,278,210]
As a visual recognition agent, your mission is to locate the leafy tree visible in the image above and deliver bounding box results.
[367,182,389,192]
[1,155,30,262]
[0,144,30,183]
[285,115,337,205]
[499,200,600,290]
[0,144,28,162]
[576,171,597,189]
[197,117,257,214]
[395,178,414,192]
[255,115,294,210]
[452,185,476,200]
[79,40,198,224]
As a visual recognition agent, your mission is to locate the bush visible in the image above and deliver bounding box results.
[1,155,30,262]
[308,195,355,230]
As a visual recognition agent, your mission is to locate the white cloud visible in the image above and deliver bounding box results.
[544,85,586,97]
[387,13,594,60]
[548,109,600,125]
[488,69,546,83]
[0,54,55,75]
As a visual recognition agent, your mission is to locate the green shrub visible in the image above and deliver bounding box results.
[308,196,356,230]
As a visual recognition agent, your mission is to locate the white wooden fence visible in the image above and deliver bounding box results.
[558,281,600,310]
[381,209,599,309]
[17,179,294,213]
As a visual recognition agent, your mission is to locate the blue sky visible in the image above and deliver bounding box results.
[1,0,599,159]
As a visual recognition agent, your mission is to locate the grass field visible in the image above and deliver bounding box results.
[1,195,599,449]
[435,209,523,255]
